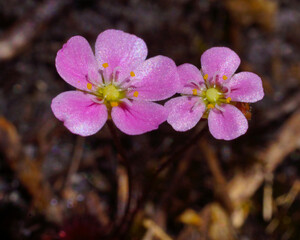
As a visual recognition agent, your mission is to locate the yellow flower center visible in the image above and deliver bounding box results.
[102,84,120,102]
[205,88,220,103]
[192,73,233,119]
[83,64,139,109]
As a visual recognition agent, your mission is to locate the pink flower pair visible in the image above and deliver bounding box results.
[52,29,264,140]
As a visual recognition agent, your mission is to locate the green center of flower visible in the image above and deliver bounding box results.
[205,88,220,103]
[101,84,120,101]
[189,74,233,119]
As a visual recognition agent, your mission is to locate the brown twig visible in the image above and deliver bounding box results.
[229,110,300,204]
[0,117,60,220]
[63,136,85,190]
[228,110,300,227]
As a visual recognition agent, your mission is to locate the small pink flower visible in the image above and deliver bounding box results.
[165,47,264,140]
[51,29,179,136]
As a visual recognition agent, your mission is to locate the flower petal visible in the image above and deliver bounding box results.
[177,63,205,95]
[111,100,167,135]
[127,56,180,101]
[95,29,147,81]
[55,36,100,90]
[51,91,108,136]
[201,47,240,81]
[226,72,264,103]
[208,104,248,140]
[165,96,205,131]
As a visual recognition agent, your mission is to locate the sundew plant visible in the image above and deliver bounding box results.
[3,0,300,238]
[52,29,263,140]
[51,29,264,238]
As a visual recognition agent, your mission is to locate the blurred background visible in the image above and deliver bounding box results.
[0,0,300,239]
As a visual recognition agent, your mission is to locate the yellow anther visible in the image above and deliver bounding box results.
[226,97,231,103]
[192,89,197,95]
[222,75,228,80]
[207,104,214,109]
[203,74,208,80]
[133,91,139,97]
[102,63,109,68]
[110,101,119,107]
[87,83,93,90]
[130,71,135,77]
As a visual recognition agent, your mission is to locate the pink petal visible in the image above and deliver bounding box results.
[127,56,180,101]
[177,63,205,95]
[55,36,100,91]
[201,47,241,81]
[208,104,248,140]
[165,96,205,131]
[95,29,147,81]
[226,72,264,103]
[51,91,108,136]
[111,100,167,135]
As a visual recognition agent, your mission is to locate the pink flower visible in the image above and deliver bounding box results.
[165,47,264,140]
[51,30,179,136]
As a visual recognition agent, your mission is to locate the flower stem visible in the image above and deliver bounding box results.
[154,122,207,177]
[119,122,207,238]
[106,120,133,239]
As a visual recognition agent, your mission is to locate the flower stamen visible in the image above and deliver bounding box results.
[130,71,135,77]
[133,91,139,97]
[212,71,219,85]
[121,98,133,106]
[87,83,93,90]
[110,101,119,107]
[102,63,109,68]
[112,67,121,83]
[189,81,206,91]
[207,104,214,109]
